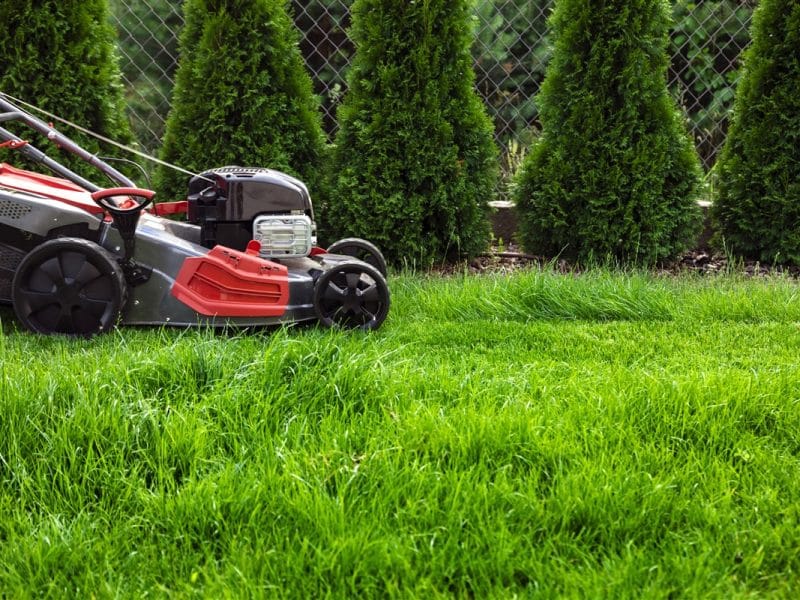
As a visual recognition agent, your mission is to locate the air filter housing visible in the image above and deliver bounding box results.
[253,214,313,258]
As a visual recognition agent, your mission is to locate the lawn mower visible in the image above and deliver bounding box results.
[0,93,390,336]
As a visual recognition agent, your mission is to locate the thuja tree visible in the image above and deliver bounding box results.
[0,0,133,181]
[155,0,326,202]
[515,0,702,264]
[325,0,498,266]
[713,0,800,264]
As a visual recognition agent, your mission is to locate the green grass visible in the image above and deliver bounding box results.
[1,268,800,597]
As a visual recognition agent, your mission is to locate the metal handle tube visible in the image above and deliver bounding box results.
[0,125,104,192]
[0,96,135,190]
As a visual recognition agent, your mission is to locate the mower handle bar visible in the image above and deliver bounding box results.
[91,187,155,211]
[0,95,136,192]
[91,187,156,201]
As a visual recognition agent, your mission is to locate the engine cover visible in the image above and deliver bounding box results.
[186,166,315,254]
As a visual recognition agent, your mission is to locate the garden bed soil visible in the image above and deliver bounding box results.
[446,244,800,278]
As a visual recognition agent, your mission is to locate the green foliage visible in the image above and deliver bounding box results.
[0,0,134,183]
[109,0,184,153]
[472,0,551,142]
[325,0,498,266]
[515,0,703,265]
[154,0,327,203]
[669,0,754,168]
[290,0,353,136]
[713,0,800,264]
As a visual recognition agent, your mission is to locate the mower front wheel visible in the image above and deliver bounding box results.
[12,237,127,337]
[326,238,388,278]
[313,261,390,331]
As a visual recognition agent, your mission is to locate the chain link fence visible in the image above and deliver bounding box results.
[111,0,754,175]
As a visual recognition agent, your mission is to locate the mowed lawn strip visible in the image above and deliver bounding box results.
[1,269,799,597]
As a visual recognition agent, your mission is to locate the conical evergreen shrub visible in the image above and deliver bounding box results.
[514,0,702,265]
[324,0,498,266]
[0,0,133,182]
[713,0,800,264]
[155,0,326,202]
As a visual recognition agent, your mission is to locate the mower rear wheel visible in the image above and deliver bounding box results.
[326,238,388,278]
[313,261,390,330]
[12,238,127,337]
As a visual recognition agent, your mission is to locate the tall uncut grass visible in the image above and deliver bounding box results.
[1,268,799,597]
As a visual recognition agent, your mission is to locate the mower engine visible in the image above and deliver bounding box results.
[187,166,316,259]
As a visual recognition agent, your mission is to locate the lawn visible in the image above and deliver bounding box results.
[1,268,799,597]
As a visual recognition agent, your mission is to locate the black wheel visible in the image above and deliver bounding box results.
[313,262,390,330]
[326,238,388,278]
[12,238,127,337]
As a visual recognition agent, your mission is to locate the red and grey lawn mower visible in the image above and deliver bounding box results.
[0,94,389,336]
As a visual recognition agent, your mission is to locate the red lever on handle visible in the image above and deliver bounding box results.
[0,139,29,149]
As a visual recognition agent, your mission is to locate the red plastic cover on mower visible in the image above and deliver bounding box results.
[0,163,104,215]
[171,245,290,317]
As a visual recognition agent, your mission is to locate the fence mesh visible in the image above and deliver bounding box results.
[111,0,754,173]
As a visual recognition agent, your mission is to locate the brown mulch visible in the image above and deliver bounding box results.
[437,243,800,278]
[658,250,800,278]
